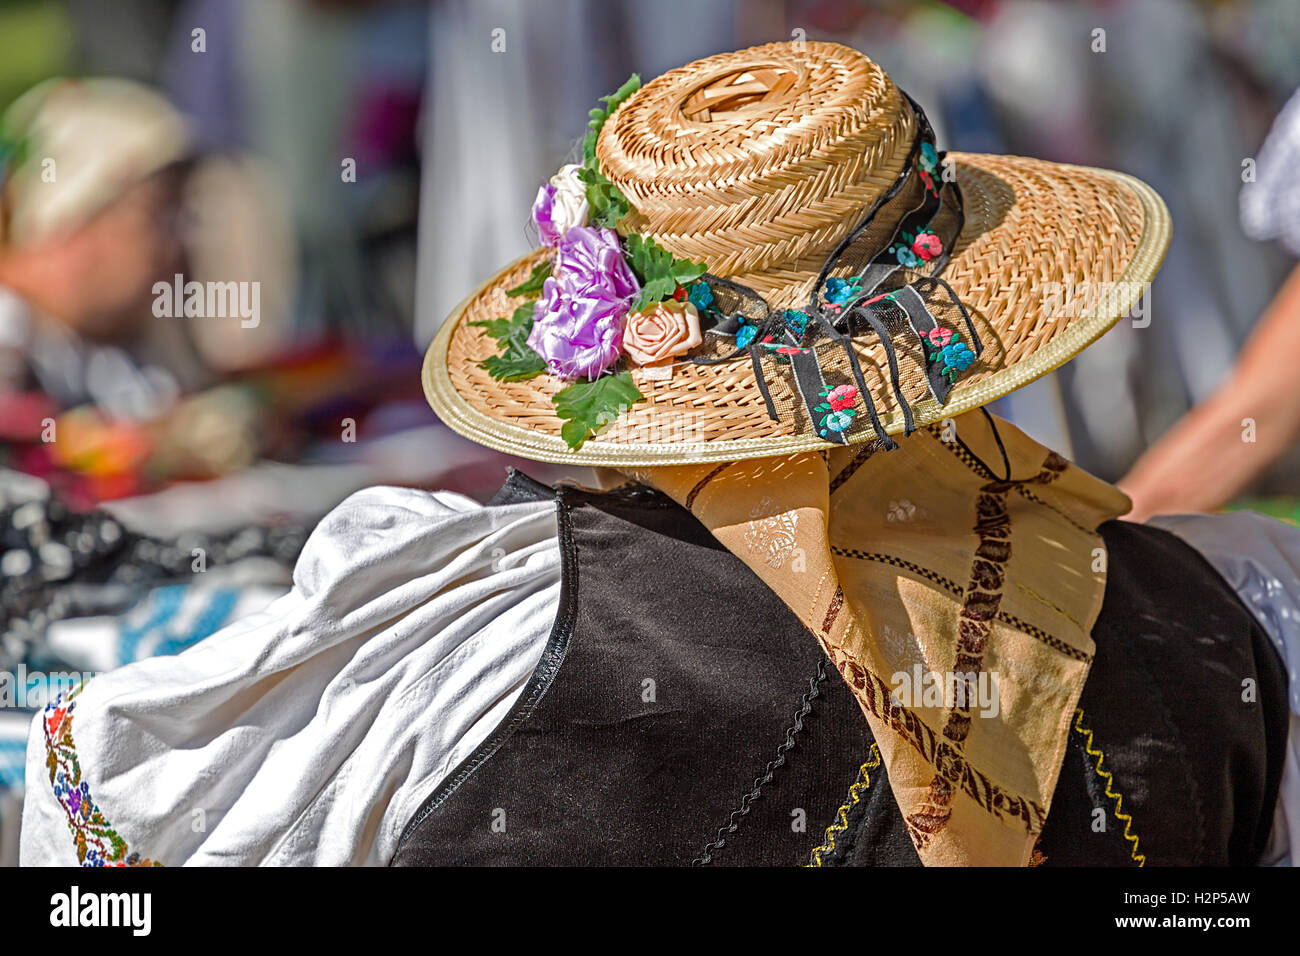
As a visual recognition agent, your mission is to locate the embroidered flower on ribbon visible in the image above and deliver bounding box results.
[939,341,975,378]
[819,409,856,434]
[917,142,940,195]
[623,299,703,366]
[782,309,810,340]
[911,231,943,261]
[926,326,954,348]
[528,226,639,379]
[824,276,863,307]
[758,335,807,356]
[814,384,860,436]
[919,141,939,173]
[735,321,756,349]
[532,164,590,246]
[687,280,714,311]
[893,244,922,268]
[824,383,859,411]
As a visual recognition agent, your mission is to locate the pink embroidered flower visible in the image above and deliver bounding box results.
[912,231,943,261]
[927,327,953,348]
[826,384,859,411]
[622,299,702,366]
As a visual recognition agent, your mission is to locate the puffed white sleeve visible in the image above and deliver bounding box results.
[20,486,561,866]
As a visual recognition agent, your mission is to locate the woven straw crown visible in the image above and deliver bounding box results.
[423,41,1171,465]
[597,43,915,302]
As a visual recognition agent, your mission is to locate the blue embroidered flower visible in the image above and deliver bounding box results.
[688,280,714,311]
[782,309,810,339]
[941,341,975,375]
[894,246,922,268]
[819,409,856,434]
[919,141,938,172]
[735,322,756,349]
[824,276,862,305]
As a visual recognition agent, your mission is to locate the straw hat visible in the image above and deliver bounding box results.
[424,41,1170,465]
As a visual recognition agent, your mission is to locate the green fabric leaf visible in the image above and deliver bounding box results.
[505,261,552,298]
[482,348,546,382]
[670,259,706,284]
[577,163,631,230]
[576,74,641,228]
[552,370,643,450]
[582,74,641,162]
[560,419,591,450]
[625,234,707,311]
[468,316,512,340]
[471,303,546,381]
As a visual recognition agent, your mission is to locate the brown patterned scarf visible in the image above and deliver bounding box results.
[615,412,1130,866]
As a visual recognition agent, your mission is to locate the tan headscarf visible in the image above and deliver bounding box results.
[616,412,1130,866]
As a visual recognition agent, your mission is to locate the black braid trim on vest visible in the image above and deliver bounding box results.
[691,657,829,865]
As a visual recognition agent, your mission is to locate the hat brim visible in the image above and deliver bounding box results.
[423,154,1170,466]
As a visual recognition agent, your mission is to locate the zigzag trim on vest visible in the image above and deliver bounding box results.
[807,743,882,867]
[1073,707,1146,867]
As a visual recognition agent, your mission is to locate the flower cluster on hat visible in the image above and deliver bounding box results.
[527,225,639,379]
[893,244,922,268]
[890,226,944,269]
[532,164,590,246]
[925,326,973,378]
[758,335,807,356]
[623,299,702,366]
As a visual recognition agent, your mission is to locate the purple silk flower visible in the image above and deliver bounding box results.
[528,226,640,380]
[531,182,562,247]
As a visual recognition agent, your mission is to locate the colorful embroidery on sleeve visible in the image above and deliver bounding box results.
[42,681,162,867]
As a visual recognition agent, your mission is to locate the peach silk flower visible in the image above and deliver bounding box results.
[622,300,703,366]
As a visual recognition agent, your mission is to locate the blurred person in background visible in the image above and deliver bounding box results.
[1122,84,1300,520]
[0,79,209,409]
[0,77,296,504]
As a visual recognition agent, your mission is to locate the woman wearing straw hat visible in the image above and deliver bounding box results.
[20,43,1297,867]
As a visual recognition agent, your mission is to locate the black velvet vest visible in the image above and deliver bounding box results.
[391,472,1288,866]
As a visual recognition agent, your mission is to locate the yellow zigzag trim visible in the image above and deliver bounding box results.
[1073,708,1146,867]
[807,744,882,867]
